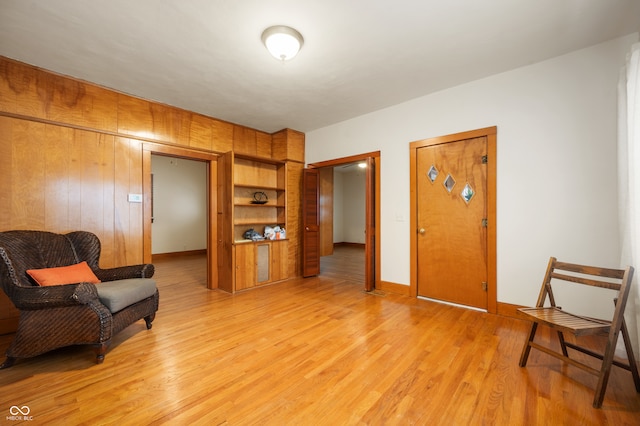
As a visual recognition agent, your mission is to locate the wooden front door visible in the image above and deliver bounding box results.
[415,136,488,309]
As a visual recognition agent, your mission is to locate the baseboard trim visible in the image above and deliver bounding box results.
[333,242,365,248]
[378,280,411,296]
[152,249,207,261]
[497,302,526,320]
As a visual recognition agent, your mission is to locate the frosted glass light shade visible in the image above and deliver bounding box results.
[261,26,304,61]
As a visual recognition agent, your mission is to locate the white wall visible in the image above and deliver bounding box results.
[306,34,638,316]
[341,169,366,244]
[333,168,366,244]
[151,155,207,254]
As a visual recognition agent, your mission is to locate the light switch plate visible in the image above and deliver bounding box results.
[128,193,143,203]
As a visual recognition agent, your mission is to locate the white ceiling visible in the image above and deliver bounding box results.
[1,1,638,133]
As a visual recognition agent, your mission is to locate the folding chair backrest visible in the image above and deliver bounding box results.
[535,257,632,314]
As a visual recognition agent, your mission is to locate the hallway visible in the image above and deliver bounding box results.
[320,244,365,284]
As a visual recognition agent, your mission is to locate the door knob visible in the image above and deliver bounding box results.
[418,228,426,235]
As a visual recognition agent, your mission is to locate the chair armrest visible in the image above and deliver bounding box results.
[11,282,101,310]
[94,264,155,282]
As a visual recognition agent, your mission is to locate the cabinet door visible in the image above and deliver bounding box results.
[256,243,271,284]
[235,244,255,291]
[270,240,288,282]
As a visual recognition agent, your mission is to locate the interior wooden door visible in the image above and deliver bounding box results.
[302,168,320,277]
[364,157,376,292]
[416,136,488,309]
[318,168,334,257]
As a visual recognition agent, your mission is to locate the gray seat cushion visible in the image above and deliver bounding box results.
[95,278,157,313]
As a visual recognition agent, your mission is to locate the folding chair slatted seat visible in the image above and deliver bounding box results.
[517,257,640,408]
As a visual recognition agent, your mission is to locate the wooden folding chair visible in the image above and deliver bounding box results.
[517,257,640,408]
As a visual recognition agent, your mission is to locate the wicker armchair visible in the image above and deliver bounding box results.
[0,230,159,368]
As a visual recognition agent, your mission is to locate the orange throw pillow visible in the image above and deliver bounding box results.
[27,261,101,286]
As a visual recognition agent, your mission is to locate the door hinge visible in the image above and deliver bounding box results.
[482,282,488,291]
[481,218,488,227]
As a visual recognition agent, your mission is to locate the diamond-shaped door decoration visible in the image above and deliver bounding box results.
[461,183,475,204]
[427,165,439,183]
[443,174,456,193]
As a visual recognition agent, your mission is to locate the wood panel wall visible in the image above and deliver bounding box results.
[0,56,305,334]
[0,118,144,267]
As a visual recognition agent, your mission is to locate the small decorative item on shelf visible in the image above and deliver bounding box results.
[251,191,268,204]
[264,225,286,240]
[243,228,264,241]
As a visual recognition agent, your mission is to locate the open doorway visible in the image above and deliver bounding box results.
[321,163,366,283]
[150,154,208,286]
[142,143,219,290]
[151,155,207,258]
[307,151,380,291]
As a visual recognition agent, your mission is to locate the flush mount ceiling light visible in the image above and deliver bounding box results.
[261,25,304,61]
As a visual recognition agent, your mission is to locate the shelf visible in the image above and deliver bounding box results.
[234,238,288,244]
[234,157,284,188]
[234,153,286,165]
[234,183,285,191]
[234,203,285,208]
[234,220,286,226]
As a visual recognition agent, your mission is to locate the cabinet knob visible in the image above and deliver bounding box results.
[418,228,426,235]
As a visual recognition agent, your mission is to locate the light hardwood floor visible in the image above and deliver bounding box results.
[320,244,365,283]
[1,250,639,425]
